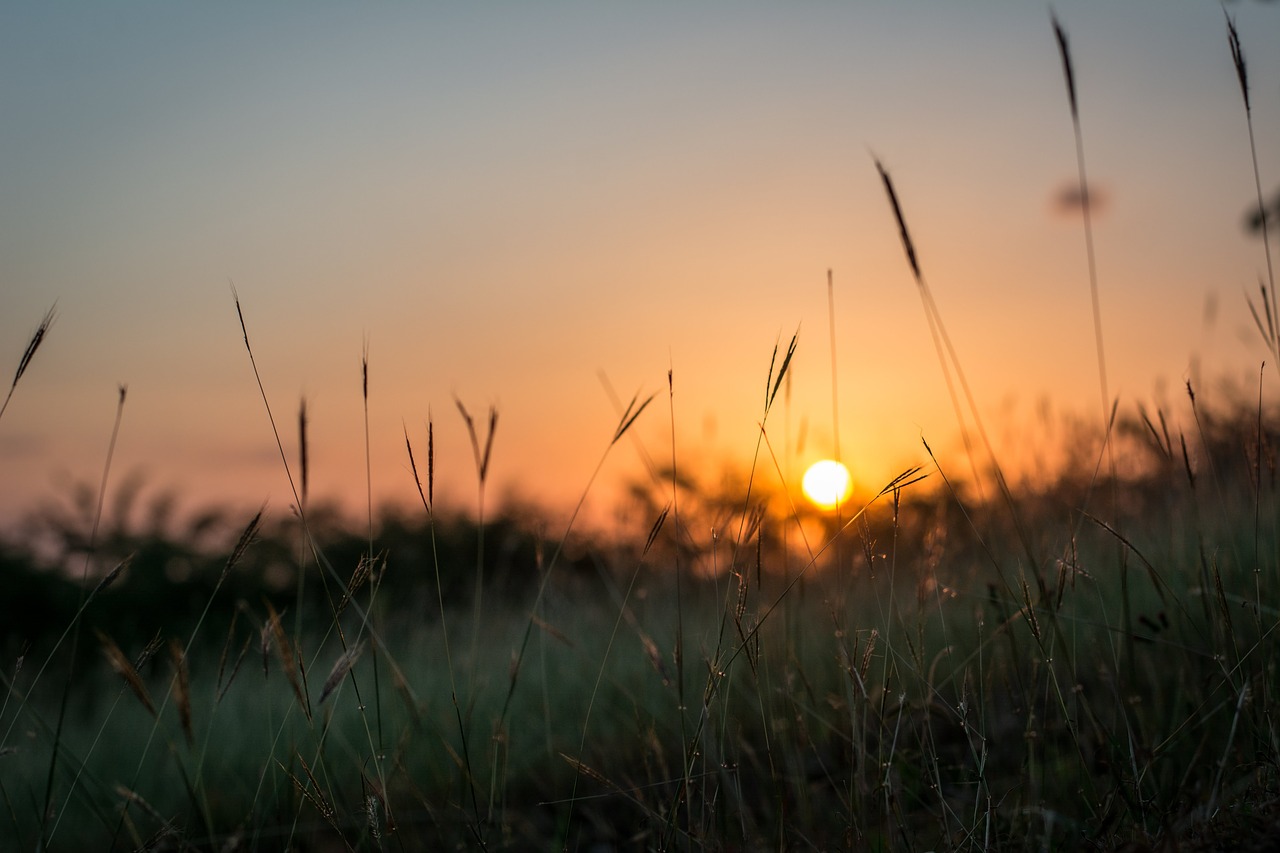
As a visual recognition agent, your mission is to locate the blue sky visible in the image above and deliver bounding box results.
[2,2,1278,530]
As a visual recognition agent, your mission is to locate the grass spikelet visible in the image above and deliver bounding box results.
[457,397,498,673]
[1052,13,1078,122]
[860,629,878,683]
[0,304,56,423]
[362,339,373,553]
[643,505,669,556]
[298,398,309,508]
[219,508,263,586]
[877,159,993,496]
[264,600,311,722]
[259,619,272,679]
[765,330,799,415]
[612,389,655,445]
[1225,12,1249,114]
[278,755,338,829]
[1225,13,1276,356]
[1020,576,1041,642]
[95,630,155,717]
[319,641,365,704]
[404,422,431,515]
[231,288,303,512]
[404,413,438,521]
[455,397,498,485]
[91,554,133,598]
[875,159,921,282]
[1052,13,1111,423]
[168,639,193,747]
[338,554,376,617]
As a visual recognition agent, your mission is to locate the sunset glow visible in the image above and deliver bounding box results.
[1,4,1278,531]
[802,460,852,511]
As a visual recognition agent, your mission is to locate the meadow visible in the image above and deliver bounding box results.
[4,14,1280,853]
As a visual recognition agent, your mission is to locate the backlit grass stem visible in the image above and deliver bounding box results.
[0,305,56,423]
[42,384,126,849]
[1227,13,1278,362]
[1053,13,1112,427]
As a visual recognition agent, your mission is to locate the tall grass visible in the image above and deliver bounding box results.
[3,15,1280,853]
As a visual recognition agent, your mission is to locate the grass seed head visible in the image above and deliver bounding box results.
[11,305,56,390]
[298,399,309,507]
[1225,12,1250,114]
[1,305,57,422]
[96,630,156,717]
[875,159,922,282]
[319,641,364,704]
[1052,13,1079,122]
[168,639,194,746]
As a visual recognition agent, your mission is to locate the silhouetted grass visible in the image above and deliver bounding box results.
[3,15,1280,853]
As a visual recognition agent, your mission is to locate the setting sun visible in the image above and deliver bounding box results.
[802,459,852,510]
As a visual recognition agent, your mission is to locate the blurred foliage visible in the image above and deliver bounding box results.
[3,385,1278,665]
[0,484,605,662]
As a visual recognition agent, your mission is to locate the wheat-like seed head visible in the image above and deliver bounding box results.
[1052,14,1079,122]
[1225,12,1250,114]
[168,639,194,746]
[96,629,155,717]
[875,159,921,282]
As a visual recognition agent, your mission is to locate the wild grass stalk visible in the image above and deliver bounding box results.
[875,164,1105,818]
[359,341,388,769]
[562,506,668,840]
[1227,13,1278,363]
[875,161,1044,600]
[40,384,126,849]
[1052,14,1111,423]
[875,160,987,506]
[231,291,404,844]
[0,304,55,424]
[498,389,653,729]
[664,362,695,835]
[827,269,841,464]
[658,333,795,842]
[405,415,487,841]
[455,396,497,674]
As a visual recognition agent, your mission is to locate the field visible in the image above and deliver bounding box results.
[4,14,1280,853]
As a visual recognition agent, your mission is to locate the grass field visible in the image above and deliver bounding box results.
[3,13,1280,853]
[6,362,1280,851]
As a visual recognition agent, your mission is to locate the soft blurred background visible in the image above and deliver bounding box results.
[2,1,1278,531]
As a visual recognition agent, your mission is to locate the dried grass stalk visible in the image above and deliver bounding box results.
[265,600,311,722]
[0,305,56,422]
[96,630,155,717]
[168,639,194,746]
[318,641,364,704]
[298,398,309,507]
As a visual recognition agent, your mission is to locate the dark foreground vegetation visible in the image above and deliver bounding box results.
[4,389,1280,852]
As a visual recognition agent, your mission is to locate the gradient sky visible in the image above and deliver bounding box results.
[2,2,1279,534]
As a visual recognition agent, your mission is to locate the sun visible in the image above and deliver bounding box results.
[802,459,852,510]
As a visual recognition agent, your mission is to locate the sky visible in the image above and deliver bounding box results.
[2,2,1279,537]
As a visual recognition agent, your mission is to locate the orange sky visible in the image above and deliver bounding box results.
[2,3,1278,537]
